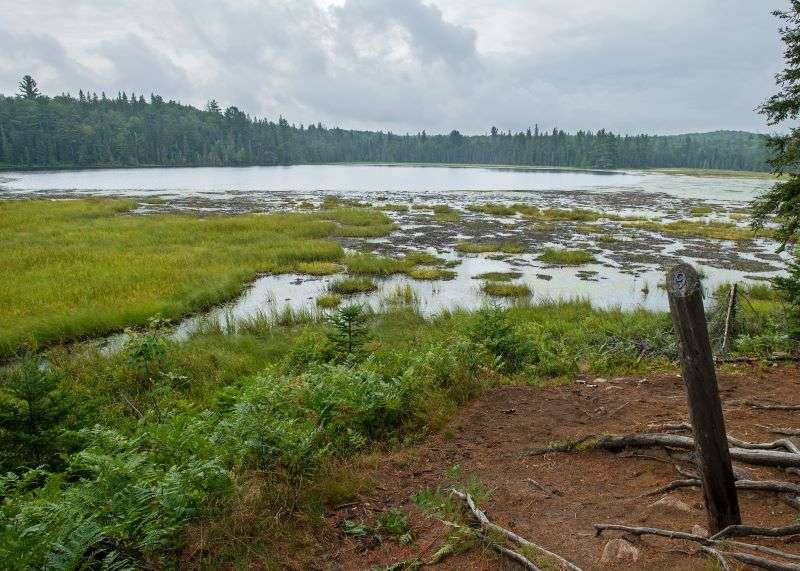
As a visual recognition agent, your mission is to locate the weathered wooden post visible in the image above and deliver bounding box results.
[666,263,741,533]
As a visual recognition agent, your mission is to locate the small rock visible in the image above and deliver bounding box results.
[594,377,608,383]
[691,524,709,537]
[648,495,693,514]
[601,538,640,565]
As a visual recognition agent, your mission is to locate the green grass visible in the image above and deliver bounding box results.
[342,251,449,277]
[474,272,523,282]
[533,208,603,222]
[329,277,378,295]
[625,219,771,241]
[689,205,714,216]
[455,241,525,254]
[378,203,410,212]
[430,204,461,223]
[408,267,457,280]
[0,199,395,356]
[295,261,343,276]
[316,294,343,308]
[466,203,518,216]
[481,282,531,297]
[537,247,597,265]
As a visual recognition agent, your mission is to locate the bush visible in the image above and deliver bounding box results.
[467,307,533,372]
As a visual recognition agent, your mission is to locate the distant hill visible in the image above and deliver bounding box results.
[0,89,771,172]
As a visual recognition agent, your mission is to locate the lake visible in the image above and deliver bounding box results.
[0,164,784,335]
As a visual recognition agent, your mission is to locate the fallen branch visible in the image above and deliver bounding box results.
[699,546,731,571]
[715,355,800,364]
[527,432,800,468]
[722,551,800,571]
[594,524,800,565]
[735,401,800,411]
[711,524,800,541]
[450,489,583,571]
[645,478,800,497]
[474,530,541,571]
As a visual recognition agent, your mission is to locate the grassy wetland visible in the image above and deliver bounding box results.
[0,166,796,569]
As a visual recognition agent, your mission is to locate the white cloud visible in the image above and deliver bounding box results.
[0,0,787,134]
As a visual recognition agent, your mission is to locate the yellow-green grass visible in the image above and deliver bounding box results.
[533,208,603,222]
[481,282,531,297]
[408,267,457,280]
[316,294,342,308]
[0,199,392,356]
[455,241,525,254]
[343,251,447,276]
[689,205,714,216]
[295,261,343,276]
[624,219,771,241]
[430,204,461,223]
[329,277,378,295]
[474,271,523,282]
[538,248,597,265]
[595,233,619,244]
[467,203,518,216]
[379,203,410,212]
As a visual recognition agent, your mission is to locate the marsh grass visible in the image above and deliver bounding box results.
[690,205,714,216]
[474,272,523,282]
[455,241,525,254]
[481,282,531,297]
[329,277,378,295]
[0,199,391,356]
[537,248,597,265]
[431,204,461,223]
[316,294,343,309]
[379,203,410,212]
[343,251,448,277]
[295,261,342,276]
[625,219,770,241]
[408,267,457,280]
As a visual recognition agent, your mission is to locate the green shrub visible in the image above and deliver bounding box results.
[467,307,532,372]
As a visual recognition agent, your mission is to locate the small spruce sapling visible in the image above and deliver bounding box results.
[0,356,70,468]
[327,304,370,358]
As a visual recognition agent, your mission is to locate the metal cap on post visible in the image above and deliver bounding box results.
[666,263,741,533]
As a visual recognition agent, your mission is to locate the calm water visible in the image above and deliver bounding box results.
[0,163,768,202]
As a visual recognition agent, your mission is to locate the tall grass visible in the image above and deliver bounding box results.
[0,199,393,357]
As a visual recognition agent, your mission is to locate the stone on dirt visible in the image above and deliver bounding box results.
[648,494,693,514]
[600,538,640,565]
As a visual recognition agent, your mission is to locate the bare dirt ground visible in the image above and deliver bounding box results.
[309,363,800,570]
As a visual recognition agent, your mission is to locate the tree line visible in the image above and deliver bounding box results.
[0,76,770,171]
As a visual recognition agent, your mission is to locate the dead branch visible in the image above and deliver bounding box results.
[711,524,800,541]
[645,478,800,497]
[474,530,541,571]
[715,355,800,364]
[699,546,731,571]
[527,432,800,468]
[722,551,800,571]
[734,400,800,411]
[594,524,800,564]
[450,489,583,571]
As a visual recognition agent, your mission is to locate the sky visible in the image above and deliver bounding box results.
[0,0,788,135]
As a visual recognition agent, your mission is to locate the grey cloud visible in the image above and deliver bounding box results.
[0,0,789,134]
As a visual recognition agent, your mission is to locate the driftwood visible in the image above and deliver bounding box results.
[450,489,583,571]
[594,524,800,569]
[527,432,800,468]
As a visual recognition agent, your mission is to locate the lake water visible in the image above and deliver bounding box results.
[1,164,784,335]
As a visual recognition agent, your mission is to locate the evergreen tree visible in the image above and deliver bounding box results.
[327,304,370,357]
[752,2,800,335]
[17,75,40,99]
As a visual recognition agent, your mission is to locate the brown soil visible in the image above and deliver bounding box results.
[309,363,800,570]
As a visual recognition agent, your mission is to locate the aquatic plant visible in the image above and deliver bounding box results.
[537,248,596,265]
[481,282,531,298]
[329,277,378,295]
[455,241,525,254]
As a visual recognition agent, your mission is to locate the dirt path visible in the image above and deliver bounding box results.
[310,363,800,570]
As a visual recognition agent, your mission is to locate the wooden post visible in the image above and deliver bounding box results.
[721,283,738,355]
[666,263,741,533]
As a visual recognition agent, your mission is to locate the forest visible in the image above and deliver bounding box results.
[0,82,770,171]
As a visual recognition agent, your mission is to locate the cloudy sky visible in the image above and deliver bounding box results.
[0,0,787,135]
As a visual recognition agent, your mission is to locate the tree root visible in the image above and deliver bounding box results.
[644,478,800,497]
[526,432,800,468]
[594,524,800,569]
[733,400,800,411]
[711,524,800,541]
[450,489,583,571]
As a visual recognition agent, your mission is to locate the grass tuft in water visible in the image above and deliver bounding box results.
[538,247,596,265]
[474,272,523,282]
[481,282,531,297]
[316,294,343,309]
[408,267,457,281]
[329,277,378,295]
[295,262,342,276]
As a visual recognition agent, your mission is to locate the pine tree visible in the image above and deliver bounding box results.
[18,75,40,99]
